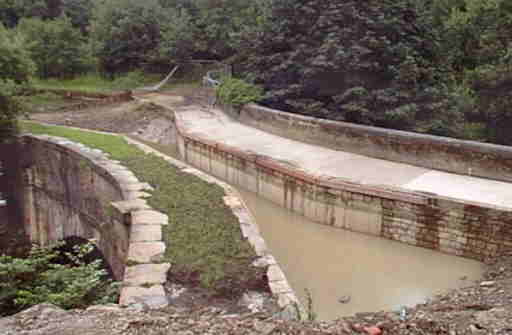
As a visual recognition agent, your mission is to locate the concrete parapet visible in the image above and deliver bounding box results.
[226,103,512,183]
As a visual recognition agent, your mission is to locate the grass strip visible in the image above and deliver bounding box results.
[32,72,163,94]
[31,73,202,95]
[21,121,263,297]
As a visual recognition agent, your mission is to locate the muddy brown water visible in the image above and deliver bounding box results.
[238,189,484,321]
[134,136,484,321]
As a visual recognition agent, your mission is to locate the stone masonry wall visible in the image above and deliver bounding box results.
[222,103,512,183]
[19,131,300,316]
[19,135,171,308]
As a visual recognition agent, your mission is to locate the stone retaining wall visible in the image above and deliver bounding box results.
[19,130,300,316]
[222,103,512,183]
[18,135,170,308]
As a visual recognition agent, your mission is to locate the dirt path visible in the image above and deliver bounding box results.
[28,100,170,134]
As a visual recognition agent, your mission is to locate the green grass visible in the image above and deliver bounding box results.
[32,72,166,94]
[21,121,262,297]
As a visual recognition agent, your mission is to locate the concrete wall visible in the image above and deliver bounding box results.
[173,124,512,262]
[223,104,512,183]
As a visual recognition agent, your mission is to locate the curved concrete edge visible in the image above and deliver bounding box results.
[232,103,512,183]
[123,136,303,318]
[136,95,512,262]
[21,134,171,310]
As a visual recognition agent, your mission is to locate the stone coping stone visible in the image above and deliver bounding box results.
[119,285,167,307]
[127,242,166,263]
[111,199,150,214]
[124,263,171,286]
[267,265,287,283]
[130,225,163,242]
[132,210,169,226]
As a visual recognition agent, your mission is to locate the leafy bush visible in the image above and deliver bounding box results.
[216,77,263,109]
[0,242,120,316]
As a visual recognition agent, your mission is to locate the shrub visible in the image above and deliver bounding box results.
[0,242,119,316]
[216,77,263,109]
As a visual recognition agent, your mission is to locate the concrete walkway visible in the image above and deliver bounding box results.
[145,93,512,209]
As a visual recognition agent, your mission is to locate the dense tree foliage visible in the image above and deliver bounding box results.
[235,0,458,134]
[430,0,512,144]
[0,24,34,142]
[18,16,91,78]
[91,0,168,74]
[232,0,512,142]
[0,0,93,31]
[158,0,264,62]
[1,0,512,144]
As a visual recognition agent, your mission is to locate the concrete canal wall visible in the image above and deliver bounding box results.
[166,106,512,262]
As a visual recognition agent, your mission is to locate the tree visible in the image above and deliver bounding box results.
[91,0,167,74]
[236,0,457,133]
[0,0,48,28]
[61,0,94,33]
[159,0,264,61]
[0,24,35,142]
[18,16,91,78]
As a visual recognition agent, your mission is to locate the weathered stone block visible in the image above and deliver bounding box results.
[111,199,150,214]
[124,263,171,286]
[130,225,163,242]
[267,265,286,282]
[119,285,168,308]
[127,242,166,263]
[269,280,293,294]
[132,210,169,225]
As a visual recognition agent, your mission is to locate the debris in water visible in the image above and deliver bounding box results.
[399,306,407,321]
[338,295,351,304]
